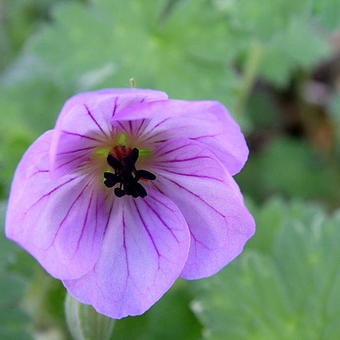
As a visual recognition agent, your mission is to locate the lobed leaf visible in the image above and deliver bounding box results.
[192,200,340,339]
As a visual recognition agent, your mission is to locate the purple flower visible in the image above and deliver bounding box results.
[6,89,255,318]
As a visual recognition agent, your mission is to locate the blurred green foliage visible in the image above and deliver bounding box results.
[192,199,340,339]
[0,202,32,340]
[237,137,340,206]
[0,0,339,339]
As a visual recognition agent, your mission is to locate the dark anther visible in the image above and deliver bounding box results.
[136,170,156,181]
[104,172,119,181]
[107,154,121,169]
[122,148,139,170]
[103,172,120,188]
[114,187,125,197]
[134,182,147,198]
[104,148,156,198]
[130,148,139,164]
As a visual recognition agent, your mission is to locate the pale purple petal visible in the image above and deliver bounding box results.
[151,138,255,279]
[50,89,168,177]
[113,99,248,175]
[6,132,110,280]
[64,190,190,319]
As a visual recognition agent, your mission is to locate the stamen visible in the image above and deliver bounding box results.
[136,170,156,180]
[134,183,147,198]
[104,147,156,198]
[114,187,125,197]
[103,172,120,188]
[129,148,139,164]
[104,179,115,188]
[107,154,121,169]
[122,148,139,170]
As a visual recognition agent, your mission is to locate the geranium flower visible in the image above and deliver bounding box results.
[6,89,255,319]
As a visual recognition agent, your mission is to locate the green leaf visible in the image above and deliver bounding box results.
[0,305,32,340]
[0,127,34,199]
[258,19,329,86]
[313,0,340,32]
[0,202,17,269]
[192,200,340,339]
[0,73,66,134]
[0,201,32,340]
[329,94,340,128]
[237,137,340,207]
[220,0,332,87]
[0,71,67,198]
[29,0,239,106]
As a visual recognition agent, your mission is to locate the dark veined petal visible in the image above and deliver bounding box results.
[6,132,111,280]
[150,138,255,279]
[113,99,249,175]
[64,190,190,319]
[50,89,168,177]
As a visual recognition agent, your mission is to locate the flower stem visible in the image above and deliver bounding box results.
[65,293,115,340]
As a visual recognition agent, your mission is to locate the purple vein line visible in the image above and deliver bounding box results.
[28,169,49,179]
[160,175,226,218]
[57,146,96,156]
[128,120,133,134]
[156,144,191,158]
[148,193,175,213]
[116,121,129,134]
[122,208,130,279]
[143,199,180,243]
[24,177,78,215]
[133,201,161,262]
[141,130,165,144]
[73,189,94,257]
[84,105,107,137]
[155,155,211,164]
[91,193,99,251]
[159,169,223,183]
[56,153,87,170]
[44,180,91,249]
[189,229,212,250]
[141,119,171,143]
[62,130,102,143]
[144,118,171,136]
[190,134,219,140]
[112,97,119,118]
[103,198,114,238]
[135,119,147,138]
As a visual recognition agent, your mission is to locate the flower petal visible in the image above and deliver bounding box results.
[50,89,168,177]
[6,131,110,280]
[64,190,190,319]
[114,99,248,175]
[150,138,255,279]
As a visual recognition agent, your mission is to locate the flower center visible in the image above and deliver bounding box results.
[103,146,156,198]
